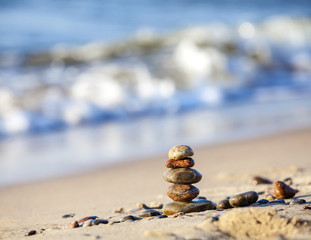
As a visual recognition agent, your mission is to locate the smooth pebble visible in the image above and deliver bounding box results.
[82,219,93,227]
[251,176,272,185]
[162,199,216,215]
[149,202,163,209]
[93,219,108,225]
[139,209,162,217]
[25,230,36,236]
[283,177,293,185]
[256,199,269,205]
[167,184,199,202]
[265,194,277,201]
[168,145,194,160]
[229,191,258,207]
[274,181,298,199]
[64,220,79,229]
[269,199,285,204]
[216,199,233,209]
[165,158,195,168]
[121,215,142,222]
[62,213,75,218]
[163,168,202,184]
[78,216,98,224]
[290,198,306,205]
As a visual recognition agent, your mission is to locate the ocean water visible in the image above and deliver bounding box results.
[1,0,311,185]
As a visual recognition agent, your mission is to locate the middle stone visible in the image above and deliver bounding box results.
[163,168,202,184]
[167,184,199,202]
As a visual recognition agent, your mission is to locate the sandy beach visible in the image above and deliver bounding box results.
[1,128,311,240]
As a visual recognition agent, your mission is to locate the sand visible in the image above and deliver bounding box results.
[1,128,311,240]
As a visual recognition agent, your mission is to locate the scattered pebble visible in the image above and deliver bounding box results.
[144,230,177,238]
[62,213,75,218]
[216,199,233,209]
[113,207,125,213]
[108,221,120,225]
[167,184,199,202]
[269,199,285,204]
[211,215,220,222]
[121,215,142,222]
[78,216,98,224]
[229,191,258,207]
[128,207,140,213]
[290,198,306,205]
[149,202,163,209]
[138,209,162,218]
[64,220,79,229]
[303,206,311,210]
[157,214,168,219]
[25,230,36,236]
[274,181,298,199]
[82,220,93,227]
[265,194,277,201]
[168,145,194,160]
[165,158,195,168]
[82,233,91,237]
[283,177,293,185]
[172,212,185,218]
[136,203,163,210]
[93,219,109,225]
[163,168,202,184]
[256,199,269,205]
[195,196,207,200]
[251,176,272,185]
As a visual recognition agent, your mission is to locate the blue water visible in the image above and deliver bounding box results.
[1,0,311,185]
[1,0,311,53]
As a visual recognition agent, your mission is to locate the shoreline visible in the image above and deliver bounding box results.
[2,99,311,187]
[1,128,311,239]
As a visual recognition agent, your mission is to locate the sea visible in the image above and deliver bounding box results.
[1,0,311,186]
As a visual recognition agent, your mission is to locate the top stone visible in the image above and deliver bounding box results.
[168,145,194,160]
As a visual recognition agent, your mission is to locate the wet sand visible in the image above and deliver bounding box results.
[1,128,311,239]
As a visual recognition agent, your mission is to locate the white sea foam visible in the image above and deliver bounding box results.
[0,17,310,137]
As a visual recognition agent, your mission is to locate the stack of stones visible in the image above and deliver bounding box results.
[162,145,216,215]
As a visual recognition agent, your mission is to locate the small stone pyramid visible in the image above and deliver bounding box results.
[162,145,216,215]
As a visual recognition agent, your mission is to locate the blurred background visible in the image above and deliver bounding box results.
[1,0,311,186]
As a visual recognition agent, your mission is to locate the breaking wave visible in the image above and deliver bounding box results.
[0,16,311,137]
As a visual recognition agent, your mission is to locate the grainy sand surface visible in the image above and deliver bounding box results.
[1,129,311,239]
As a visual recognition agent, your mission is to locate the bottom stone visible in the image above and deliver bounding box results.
[162,199,216,215]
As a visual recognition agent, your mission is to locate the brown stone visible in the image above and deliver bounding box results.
[64,220,79,229]
[229,191,258,207]
[274,181,298,199]
[168,145,194,160]
[165,158,195,168]
[25,230,36,236]
[138,209,162,218]
[167,184,199,202]
[163,168,202,184]
[78,216,98,224]
[216,199,233,209]
[93,219,108,225]
[251,176,272,185]
[162,199,216,215]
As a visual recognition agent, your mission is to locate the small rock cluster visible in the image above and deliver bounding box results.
[64,216,108,229]
[216,191,258,209]
[162,145,216,215]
